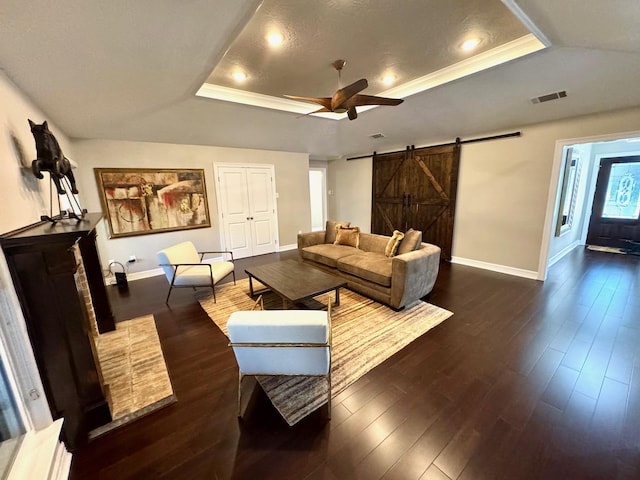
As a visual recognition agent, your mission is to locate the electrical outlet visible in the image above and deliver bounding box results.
[128,255,137,263]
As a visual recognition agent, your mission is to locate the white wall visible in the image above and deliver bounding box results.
[328,106,640,275]
[71,139,310,275]
[327,156,373,233]
[547,143,592,263]
[0,72,59,429]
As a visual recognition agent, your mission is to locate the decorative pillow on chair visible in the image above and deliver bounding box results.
[334,226,360,248]
[325,220,350,244]
[397,228,423,255]
[385,230,405,257]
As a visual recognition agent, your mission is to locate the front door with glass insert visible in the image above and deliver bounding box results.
[586,156,640,248]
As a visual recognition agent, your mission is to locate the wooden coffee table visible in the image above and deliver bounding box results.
[245,259,347,309]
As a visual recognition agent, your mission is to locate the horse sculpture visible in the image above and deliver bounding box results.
[29,119,78,195]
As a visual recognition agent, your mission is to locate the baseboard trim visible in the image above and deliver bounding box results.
[450,256,540,280]
[105,247,299,285]
[105,267,164,285]
[548,241,582,267]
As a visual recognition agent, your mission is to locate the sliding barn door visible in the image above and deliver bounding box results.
[372,144,461,261]
[371,149,408,235]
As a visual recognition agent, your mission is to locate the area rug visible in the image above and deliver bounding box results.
[587,245,627,254]
[198,278,453,425]
[89,314,175,438]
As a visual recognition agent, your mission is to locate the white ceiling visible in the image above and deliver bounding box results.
[1,0,640,159]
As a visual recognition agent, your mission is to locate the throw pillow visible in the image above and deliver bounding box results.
[397,228,423,255]
[384,230,405,257]
[334,226,360,248]
[325,220,350,244]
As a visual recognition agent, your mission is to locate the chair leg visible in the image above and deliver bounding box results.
[238,373,244,418]
[327,374,332,419]
[232,270,236,285]
[165,286,173,304]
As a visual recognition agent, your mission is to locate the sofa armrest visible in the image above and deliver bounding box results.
[390,243,441,309]
[297,230,326,250]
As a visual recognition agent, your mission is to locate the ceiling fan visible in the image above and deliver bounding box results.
[285,59,404,120]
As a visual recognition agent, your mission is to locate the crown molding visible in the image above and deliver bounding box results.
[196,34,546,120]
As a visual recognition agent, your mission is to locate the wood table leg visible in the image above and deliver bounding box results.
[248,276,254,296]
[335,287,340,306]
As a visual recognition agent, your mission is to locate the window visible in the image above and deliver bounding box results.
[601,161,640,220]
[0,344,26,476]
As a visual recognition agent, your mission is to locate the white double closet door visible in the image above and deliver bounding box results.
[214,164,278,259]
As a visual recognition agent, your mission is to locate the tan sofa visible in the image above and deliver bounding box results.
[297,226,441,309]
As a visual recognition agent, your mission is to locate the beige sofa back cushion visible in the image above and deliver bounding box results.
[357,232,391,254]
[397,228,423,255]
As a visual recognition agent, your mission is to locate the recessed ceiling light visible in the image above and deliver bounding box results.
[382,74,397,85]
[267,32,284,46]
[232,71,247,82]
[460,38,480,51]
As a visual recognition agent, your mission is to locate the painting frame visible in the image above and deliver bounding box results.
[94,168,211,238]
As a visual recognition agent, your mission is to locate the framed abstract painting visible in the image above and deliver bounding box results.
[94,168,211,238]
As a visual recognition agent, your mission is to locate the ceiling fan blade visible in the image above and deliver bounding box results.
[346,94,404,107]
[331,78,368,111]
[347,106,358,120]
[284,95,332,110]
[309,106,331,113]
[295,106,332,119]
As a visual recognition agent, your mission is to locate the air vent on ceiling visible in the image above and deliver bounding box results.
[530,90,567,104]
[369,133,385,139]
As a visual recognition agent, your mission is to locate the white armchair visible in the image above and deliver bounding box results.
[156,241,235,304]
[227,297,332,420]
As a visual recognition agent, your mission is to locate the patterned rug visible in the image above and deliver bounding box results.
[198,278,453,425]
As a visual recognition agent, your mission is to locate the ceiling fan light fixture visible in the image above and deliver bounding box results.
[284,59,403,121]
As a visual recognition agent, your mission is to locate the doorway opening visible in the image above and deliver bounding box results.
[309,167,327,232]
[542,132,640,277]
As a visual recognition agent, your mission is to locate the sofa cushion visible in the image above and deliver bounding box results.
[301,244,359,268]
[334,226,360,248]
[337,252,392,287]
[358,232,390,254]
[384,230,405,257]
[325,220,350,244]
[398,228,422,255]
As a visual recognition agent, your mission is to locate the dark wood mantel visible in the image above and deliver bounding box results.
[0,213,114,449]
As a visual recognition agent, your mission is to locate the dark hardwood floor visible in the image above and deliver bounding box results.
[70,248,640,479]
